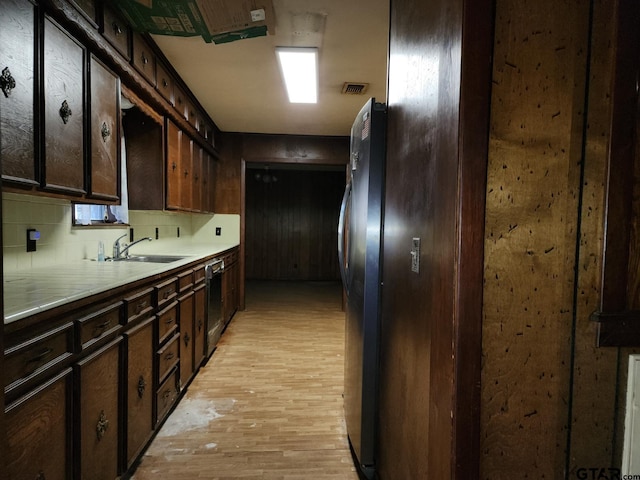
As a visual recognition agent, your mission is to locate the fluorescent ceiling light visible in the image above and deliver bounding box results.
[275,47,318,104]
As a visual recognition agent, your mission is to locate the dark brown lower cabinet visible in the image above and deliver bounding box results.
[193,283,206,369]
[5,368,72,480]
[124,317,154,469]
[75,337,121,480]
[178,290,195,387]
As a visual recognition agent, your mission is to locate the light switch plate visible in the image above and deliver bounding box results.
[411,237,420,273]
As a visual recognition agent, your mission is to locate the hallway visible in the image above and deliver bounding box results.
[131,280,359,480]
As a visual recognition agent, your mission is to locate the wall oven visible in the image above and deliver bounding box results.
[205,258,224,358]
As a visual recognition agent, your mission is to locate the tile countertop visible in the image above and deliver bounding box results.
[3,243,238,324]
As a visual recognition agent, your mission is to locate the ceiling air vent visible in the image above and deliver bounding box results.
[341,82,369,95]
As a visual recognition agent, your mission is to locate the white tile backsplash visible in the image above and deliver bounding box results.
[2,193,240,274]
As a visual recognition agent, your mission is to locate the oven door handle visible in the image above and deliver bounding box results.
[206,260,224,279]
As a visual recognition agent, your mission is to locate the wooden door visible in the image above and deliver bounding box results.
[76,338,121,480]
[89,56,120,201]
[178,291,194,386]
[125,318,154,468]
[43,16,86,196]
[180,131,193,210]
[166,119,182,210]
[0,0,38,187]
[193,283,206,369]
[5,369,72,480]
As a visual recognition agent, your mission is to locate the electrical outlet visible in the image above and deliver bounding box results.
[215,227,221,236]
[177,227,180,238]
[155,227,159,240]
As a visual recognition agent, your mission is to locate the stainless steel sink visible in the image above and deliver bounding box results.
[112,255,187,263]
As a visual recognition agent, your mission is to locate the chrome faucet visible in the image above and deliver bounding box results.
[113,234,128,259]
[117,237,153,259]
[112,234,153,260]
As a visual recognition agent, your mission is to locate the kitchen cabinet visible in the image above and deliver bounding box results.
[166,119,183,210]
[178,291,195,386]
[75,337,121,480]
[156,60,174,105]
[192,145,203,212]
[88,55,120,202]
[124,317,154,468]
[0,0,38,188]
[43,15,86,196]
[5,368,72,480]
[180,127,193,211]
[132,33,156,87]
[102,5,130,60]
[223,249,240,326]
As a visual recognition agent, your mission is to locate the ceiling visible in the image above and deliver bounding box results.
[151,0,389,138]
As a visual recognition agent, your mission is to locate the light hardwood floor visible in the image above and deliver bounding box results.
[131,280,359,480]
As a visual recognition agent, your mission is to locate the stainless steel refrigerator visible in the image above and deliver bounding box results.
[338,98,386,479]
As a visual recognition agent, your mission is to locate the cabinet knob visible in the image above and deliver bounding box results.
[35,471,45,480]
[96,410,109,441]
[59,100,72,124]
[137,375,146,398]
[141,53,148,65]
[101,122,111,142]
[112,21,123,36]
[1,67,16,98]
[184,332,190,346]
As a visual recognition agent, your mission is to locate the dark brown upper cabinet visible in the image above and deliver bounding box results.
[132,33,156,87]
[42,15,86,196]
[88,55,120,202]
[0,0,39,188]
[69,0,98,28]
[156,60,174,105]
[103,5,131,60]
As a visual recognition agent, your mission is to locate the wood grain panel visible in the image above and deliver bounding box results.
[568,0,622,472]
[481,0,590,478]
[43,16,86,195]
[0,0,38,187]
[245,169,344,281]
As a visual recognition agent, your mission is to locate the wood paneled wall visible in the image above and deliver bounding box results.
[245,168,344,281]
[378,0,493,478]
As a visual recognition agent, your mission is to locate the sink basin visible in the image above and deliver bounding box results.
[112,255,187,263]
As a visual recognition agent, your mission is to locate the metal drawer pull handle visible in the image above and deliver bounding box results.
[165,317,174,325]
[27,347,54,364]
[96,410,109,441]
[141,53,148,65]
[35,471,45,480]
[164,288,174,299]
[137,376,146,398]
[164,352,175,360]
[101,122,110,141]
[184,332,190,346]
[1,67,16,97]
[112,22,122,35]
[59,100,72,124]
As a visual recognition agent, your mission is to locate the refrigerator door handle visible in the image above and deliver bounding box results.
[338,180,352,294]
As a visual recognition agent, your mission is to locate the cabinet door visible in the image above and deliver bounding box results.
[192,145,203,212]
[125,318,154,468]
[76,337,121,480]
[166,119,182,210]
[180,131,193,210]
[193,283,206,369]
[43,16,86,196]
[178,291,194,386]
[89,56,120,201]
[0,0,38,187]
[5,369,72,480]
[205,152,216,213]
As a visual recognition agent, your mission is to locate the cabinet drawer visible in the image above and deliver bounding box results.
[5,368,72,480]
[157,301,178,345]
[174,85,187,119]
[157,332,179,383]
[4,322,73,394]
[124,288,154,323]
[103,6,130,60]
[178,269,193,293]
[156,61,174,105]
[132,33,155,86]
[76,302,122,352]
[156,277,177,309]
[194,265,206,284]
[156,367,180,426]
